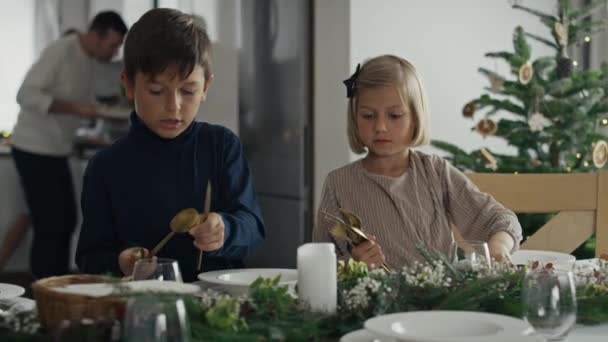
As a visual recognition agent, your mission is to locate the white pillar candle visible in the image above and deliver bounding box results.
[297,243,337,313]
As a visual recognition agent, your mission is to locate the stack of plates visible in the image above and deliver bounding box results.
[340,311,545,342]
[0,283,25,299]
[197,268,297,296]
[0,283,34,313]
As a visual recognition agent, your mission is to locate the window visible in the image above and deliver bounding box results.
[0,1,35,132]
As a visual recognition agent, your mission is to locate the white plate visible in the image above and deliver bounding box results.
[340,329,546,342]
[126,280,200,294]
[364,311,536,342]
[0,297,36,312]
[511,250,576,269]
[53,280,200,297]
[340,329,394,342]
[0,283,25,299]
[197,268,297,295]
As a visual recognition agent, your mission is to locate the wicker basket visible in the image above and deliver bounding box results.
[32,274,127,331]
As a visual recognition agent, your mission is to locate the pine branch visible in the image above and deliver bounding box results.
[477,67,503,80]
[546,78,573,96]
[437,272,524,311]
[474,94,527,116]
[533,57,557,80]
[430,140,469,157]
[570,0,608,20]
[578,88,605,114]
[484,51,514,62]
[524,32,558,49]
[501,81,530,99]
[589,99,608,115]
[415,241,464,282]
[513,27,531,61]
[512,4,557,27]
[570,19,608,45]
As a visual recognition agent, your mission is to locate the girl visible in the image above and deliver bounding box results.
[313,55,522,269]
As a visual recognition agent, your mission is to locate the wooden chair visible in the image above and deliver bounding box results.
[463,171,608,256]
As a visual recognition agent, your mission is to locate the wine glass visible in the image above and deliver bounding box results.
[122,295,191,342]
[132,257,183,282]
[449,240,492,270]
[522,269,577,341]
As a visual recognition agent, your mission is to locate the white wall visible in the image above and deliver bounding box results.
[313,0,352,213]
[193,0,240,134]
[155,0,240,133]
[349,0,556,158]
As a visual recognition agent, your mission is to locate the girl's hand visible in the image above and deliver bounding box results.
[351,235,386,269]
[118,247,149,276]
[488,231,515,262]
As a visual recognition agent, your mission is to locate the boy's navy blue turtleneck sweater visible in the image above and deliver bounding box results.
[75,113,265,282]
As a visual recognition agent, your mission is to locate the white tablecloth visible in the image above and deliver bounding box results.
[566,324,608,341]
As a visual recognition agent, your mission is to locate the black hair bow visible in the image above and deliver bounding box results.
[342,63,361,98]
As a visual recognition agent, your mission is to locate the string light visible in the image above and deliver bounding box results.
[573,60,579,67]
[566,166,572,172]
[576,153,582,158]
[514,171,519,174]
[602,119,608,125]
[583,161,590,167]
[584,36,591,42]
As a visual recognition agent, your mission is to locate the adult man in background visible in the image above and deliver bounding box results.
[11,11,127,278]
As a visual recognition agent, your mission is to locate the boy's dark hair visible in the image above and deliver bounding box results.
[89,11,128,36]
[123,8,213,83]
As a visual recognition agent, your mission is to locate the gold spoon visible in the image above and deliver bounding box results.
[148,208,200,257]
[198,181,212,271]
[147,181,211,270]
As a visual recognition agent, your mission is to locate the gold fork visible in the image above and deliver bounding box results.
[323,211,392,273]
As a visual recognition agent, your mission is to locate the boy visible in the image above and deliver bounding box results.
[75,8,265,282]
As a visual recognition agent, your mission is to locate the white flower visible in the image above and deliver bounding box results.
[528,112,552,132]
[343,276,382,310]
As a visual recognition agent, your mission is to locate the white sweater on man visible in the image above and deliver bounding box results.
[12,35,95,156]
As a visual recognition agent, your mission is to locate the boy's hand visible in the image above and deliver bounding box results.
[118,247,149,276]
[189,212,225,252]
[351,235,386,269]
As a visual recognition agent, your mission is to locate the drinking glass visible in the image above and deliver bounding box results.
[449,240,492,270]
[122,295,191,342]
[132,257,183,282]
[522,269,577,341]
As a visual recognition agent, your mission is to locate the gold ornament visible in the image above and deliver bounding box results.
[480,148,498,170]
[554,22,568,47]
[592,140,608,168]
[518,62,533,85]
[462,102,476,118]
[488,74,504,93]
[531,159,542,167]
[476,119,498,137]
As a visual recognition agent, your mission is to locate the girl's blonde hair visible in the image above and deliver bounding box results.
[346,55,430,154]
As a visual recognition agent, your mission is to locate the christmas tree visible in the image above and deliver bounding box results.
[433,0,608,174]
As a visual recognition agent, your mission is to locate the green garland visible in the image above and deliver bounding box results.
[3,252,608,341]
[180,251,608,340]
